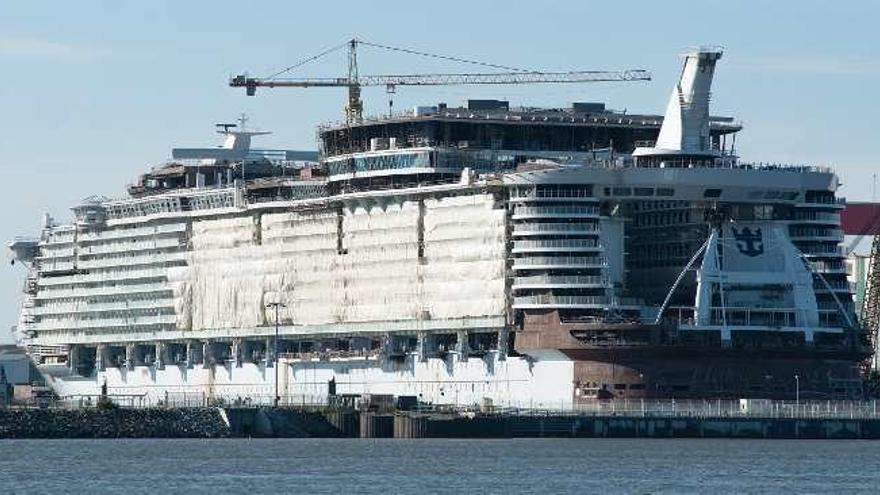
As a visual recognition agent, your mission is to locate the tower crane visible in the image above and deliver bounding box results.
[853,212,880,373]
[865,233,880,372]
[229,38,652,123]
[843,203,880,373]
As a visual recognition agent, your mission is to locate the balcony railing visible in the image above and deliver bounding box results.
[77,223,187,243]
[791,212,841,223]
[32,298,177,316]
[513,275,609,288]
[512,239,602,253]
[30,314,177,332]
[513,294,641,308]
[77,251,187,270]
[512,223,600,235]
[509,188,597,201]
[35,282,173,301]
[789,227,843,239]
[37,267,171,288]
[77,237,184,256]
[513,255,606,269]
[512,205,600,219]
[809,260,847,273]
[797,244,844,257]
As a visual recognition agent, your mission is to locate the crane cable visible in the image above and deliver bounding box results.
[262,38,535,80]
[264,40,350,79]
[357,39,533,73]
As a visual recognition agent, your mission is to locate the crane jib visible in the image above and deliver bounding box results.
[230,70,651,90]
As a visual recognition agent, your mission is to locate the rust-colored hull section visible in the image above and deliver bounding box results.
[515,310,865,401]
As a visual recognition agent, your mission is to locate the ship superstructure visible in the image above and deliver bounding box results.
[9,49,870,407]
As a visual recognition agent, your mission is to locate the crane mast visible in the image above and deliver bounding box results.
[345,38,362,124]
[229,39,651,123]
[864,234,880,372]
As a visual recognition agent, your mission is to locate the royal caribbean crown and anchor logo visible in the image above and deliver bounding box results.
[731,226,764,257]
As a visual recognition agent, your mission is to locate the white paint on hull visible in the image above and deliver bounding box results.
[46,353,574,409]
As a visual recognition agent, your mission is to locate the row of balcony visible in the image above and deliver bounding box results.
[512,223,600,236]
[36,282,174,301]
[77,236,185,256]
[77,222,187,243]
[513,294,641,309]
[511,205,600,220]
[796,244,844,257]
[77,250,187,270]
[512,275,609,289]
[509,187,598,202]
[32,298,177,317]
[36,247,76,259]
[789,227,843,241]
[704,307,844,329]
[808,260,847,273]
[512,255,606,270]
[790,211,841,224]
[37,268,169,288]
[802,196,846,205]
[30,314,178,332]
[512,239,603,253]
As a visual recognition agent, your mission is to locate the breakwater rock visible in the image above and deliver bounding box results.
[0,407,230,439]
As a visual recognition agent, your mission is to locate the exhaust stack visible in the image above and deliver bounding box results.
[634,48,723,163]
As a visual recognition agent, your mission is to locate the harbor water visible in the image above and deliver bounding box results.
[1,438,878,493]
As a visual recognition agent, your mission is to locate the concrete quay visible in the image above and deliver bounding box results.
[223,407,880,440]
[3,403,880,439]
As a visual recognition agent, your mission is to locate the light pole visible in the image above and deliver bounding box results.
[266,301,286,407]
[794,373,800,411]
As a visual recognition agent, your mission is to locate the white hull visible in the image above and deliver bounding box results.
[43,352,575,409]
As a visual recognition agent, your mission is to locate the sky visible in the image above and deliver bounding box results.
[1,0,878,343]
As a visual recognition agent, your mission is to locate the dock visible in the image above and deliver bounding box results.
[221,399,880,440]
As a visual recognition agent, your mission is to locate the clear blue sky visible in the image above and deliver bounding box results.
[1,1,878,343]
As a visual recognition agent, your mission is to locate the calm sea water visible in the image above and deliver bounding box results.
[0,438,878,494]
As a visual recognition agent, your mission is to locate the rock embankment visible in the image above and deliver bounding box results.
[0,408,230,438]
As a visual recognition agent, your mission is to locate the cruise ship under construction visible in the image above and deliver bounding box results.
[8,44,878,407]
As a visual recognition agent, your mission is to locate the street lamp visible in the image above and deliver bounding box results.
[266,301,286,407]
[794,373,800,410]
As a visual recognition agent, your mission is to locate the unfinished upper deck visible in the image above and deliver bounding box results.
[318,100,742,157]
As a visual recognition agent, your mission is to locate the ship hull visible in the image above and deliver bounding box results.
[40,352,577,409]
[39,346,864,408]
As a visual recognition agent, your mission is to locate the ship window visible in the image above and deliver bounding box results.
[656,188,675,197]
[614,383,627,390]
[603,187,611,196]
[633,187,654,196]
[703,188,722,198]
[783,192,800,201]
[612,187,632,196]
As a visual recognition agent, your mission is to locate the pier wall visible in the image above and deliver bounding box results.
[360,413,880,439]
[221,408,880,440]
[4,406,880,439]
